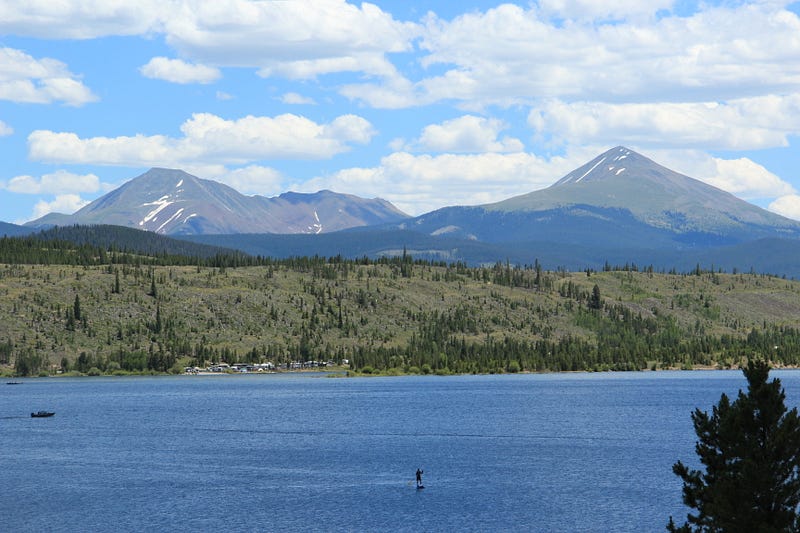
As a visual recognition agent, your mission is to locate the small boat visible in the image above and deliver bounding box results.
[31,411,55,418]
[6,382,22,385]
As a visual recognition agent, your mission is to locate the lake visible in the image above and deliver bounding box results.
[3,370,796,532]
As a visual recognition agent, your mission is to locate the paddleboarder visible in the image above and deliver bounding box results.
[416,468,424,488]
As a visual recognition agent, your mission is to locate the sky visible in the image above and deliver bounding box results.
[1,0,800,225]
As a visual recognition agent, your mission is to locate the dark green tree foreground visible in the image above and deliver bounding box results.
[668,360,800,532]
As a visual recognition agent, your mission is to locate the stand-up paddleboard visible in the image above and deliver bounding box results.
[416,485,425,490]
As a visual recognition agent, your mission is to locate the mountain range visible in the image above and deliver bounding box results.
[11,146,800,276]
[27,167,408,235]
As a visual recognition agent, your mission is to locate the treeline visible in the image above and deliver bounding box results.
[347,308,800,375]
[0,228,441,271]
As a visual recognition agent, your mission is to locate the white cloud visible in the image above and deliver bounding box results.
[214,165,284,196]
[0,47,97,106]
[340,76,422,109]
[140,57,220,84]
[527,95,800,150]
[28,112,376,166]
[7,170,102,195]
[0,120,12,136]
[165,0,419,80]
[215,91,233,101]
[399,115,524,153]
[0,1,419,82]
[537,0,673,22]
[4,1,800,116]
[301,151,580,216]
[705,157,795,199]
[645,149,796,201]
[768,195,800,221]
[344,2,800,109]
[280,92,316,105]
[31,194,89,219]
[0,0,164,39]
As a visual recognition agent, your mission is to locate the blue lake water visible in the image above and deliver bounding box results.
[3,370,798,532]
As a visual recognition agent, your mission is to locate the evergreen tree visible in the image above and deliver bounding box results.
[668,360,800,532]
[589,284,602,310]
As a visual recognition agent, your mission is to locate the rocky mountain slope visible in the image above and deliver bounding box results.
[26,168,409,235]
[401,146,800,248]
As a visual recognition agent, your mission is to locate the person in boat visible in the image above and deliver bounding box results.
[416,468,423,487]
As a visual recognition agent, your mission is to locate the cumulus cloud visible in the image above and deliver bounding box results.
[27,112,376,166]
[0,0,164,39]
[768,195,800,221]
[140,57,220,84]
[31,194,89,219]
[0,1,419,82]
[0,120,12,136]
[4,1,800,117]
[528,95,800,150]
[214,165,284,196]
[345,2,800,110]
[705,157,796,199]
[0,47,97,106]
[167,0,419,80]
[7,170,103,195]
[645,149,796,201]
[398,115,524,153]
[301,151,580,216]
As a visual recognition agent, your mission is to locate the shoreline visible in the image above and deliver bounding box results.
[7,362,800,380]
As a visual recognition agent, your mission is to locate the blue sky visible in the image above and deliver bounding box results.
[1,0,800,224]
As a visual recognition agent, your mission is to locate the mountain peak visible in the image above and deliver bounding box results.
[25,168,409,235]
[484,145,800,237]
[552,146,649,187]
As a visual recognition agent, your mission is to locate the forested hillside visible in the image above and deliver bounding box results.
[2,238,800,376]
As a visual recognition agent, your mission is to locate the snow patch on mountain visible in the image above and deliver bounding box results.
[576,157,606,183]
[140,196,174,226]
[308,210,323,234]
[156,208,184,233]
[431,225,461,236]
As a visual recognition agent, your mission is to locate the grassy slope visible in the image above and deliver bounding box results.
[2,261,799,375]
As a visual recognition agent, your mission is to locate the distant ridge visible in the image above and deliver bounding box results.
[0,221,33,238]
[35,225,244,259]
[25,168,409,235]
[186,146,800,276]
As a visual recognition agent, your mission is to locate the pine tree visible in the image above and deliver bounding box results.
[589,284,602,310]
[668,360,800,532]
